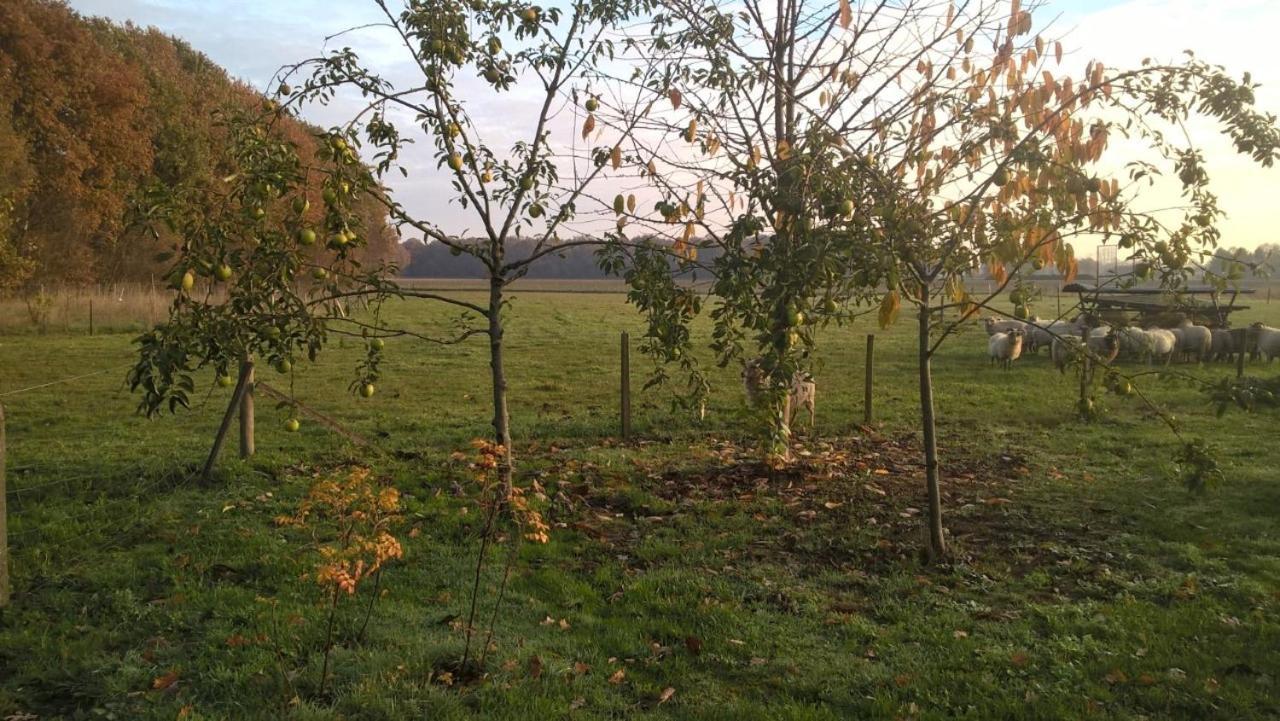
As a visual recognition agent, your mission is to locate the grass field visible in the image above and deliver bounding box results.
[0,283,1277,719]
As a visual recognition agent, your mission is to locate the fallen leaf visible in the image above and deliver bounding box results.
[570,697,586,710]
[684,636,703,656]
[1104,669,1128,685]
[657,687,675,705]
[953,630,969,639]
[1010,651,1030,667]
[573,661,590,675]
[608,668,626,684]
[152,671,179,691]
[528,655,544,679]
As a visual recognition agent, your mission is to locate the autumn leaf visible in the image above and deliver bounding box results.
[657,687,676,705]
[581,114,596,140]
[528,654,544,679]
[608,668,626,684]
[878,291,900,329]
[152,670,179,691]
[610,145,622,170]
[838,0,852,29]
[669,88,682,110]
[684,636,703,655]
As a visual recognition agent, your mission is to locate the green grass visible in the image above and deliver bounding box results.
[0,286,1277,720]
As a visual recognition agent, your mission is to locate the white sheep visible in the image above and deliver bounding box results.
[988,329,1025,370]
[983,316,1028,336]
[1114,326,1153,359]
[1052,328,1119,373]
[1250,322,1280,361]
[784,373,816,430]
[742,358,817,428]
[1171,319,1212,362]
[1144,328,1178,365]
[1025,317,1087,354]
[1210,328,1236,362]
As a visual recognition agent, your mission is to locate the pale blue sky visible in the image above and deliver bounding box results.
[67,0,1280,249]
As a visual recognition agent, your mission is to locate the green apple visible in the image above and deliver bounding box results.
[278,82,292,96]
[292,197,310,214]
[521,6,540,23]
[180,270,195,292]
[359,383,376,398]
[284,417,300,433]
[370,338,385,351]
[275,359,293,374]
[216,374,233,388]
[214,264,233,282]
[585,98,599,112]
[312,267,328,280]
[447,153,464,171]
[297,228,317,245]
[528,203,544,218]
[322,188,338,205]
[520,175,535,191]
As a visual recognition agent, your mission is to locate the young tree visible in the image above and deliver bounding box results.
[601,0,1280,560]
[281,0,654,490]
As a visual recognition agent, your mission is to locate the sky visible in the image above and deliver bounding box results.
[67,0,1280,252]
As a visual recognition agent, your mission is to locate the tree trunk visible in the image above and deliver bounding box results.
[487,277,514,495]
[917,289,947,562]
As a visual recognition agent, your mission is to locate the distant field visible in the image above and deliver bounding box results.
[0,283,1277,719]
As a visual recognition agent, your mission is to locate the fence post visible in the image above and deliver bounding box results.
[863,334,875,425]
[0,403,9,607]
[620,331,632,441]
[239,359,255,460]
[88,298,94,336]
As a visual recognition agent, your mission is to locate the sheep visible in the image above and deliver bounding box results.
[1025,317,1087,354]
[983,316,1027,336]
[988,329,1025,370]
[742,358,817,428]
[1171,319,1212,362]
[1114,326,1153,359]
[784,373,816,430]
[1210,328,1236,362]
[1052,328,1120,373]
[1250,322,1280,362]
[1143,328,1178,365]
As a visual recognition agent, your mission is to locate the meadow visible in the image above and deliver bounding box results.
[0,282,1277,720]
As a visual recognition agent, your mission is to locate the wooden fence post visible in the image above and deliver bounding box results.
[88,298,94,336]
[0,403,9,607]
[239,359,255,460]
[863,334,875,425]
[620,331,632,441]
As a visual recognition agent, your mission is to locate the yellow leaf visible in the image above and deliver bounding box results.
[152,671,179,690]
[878,291,900,329]
[1054,41,1063,65]
[581,114,596,140]
[838,0,852,29]
[610,146,622,170]
[608,668,626,684]
[627,193,636,212]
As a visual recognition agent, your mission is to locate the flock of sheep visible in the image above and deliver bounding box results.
[984,315,1280,371]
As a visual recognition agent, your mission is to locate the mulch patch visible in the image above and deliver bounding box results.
[544,430,1127,599]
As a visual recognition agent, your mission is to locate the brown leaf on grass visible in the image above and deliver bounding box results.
[983,497,1013,506]
[684,636,703,656]
[893,673,912,688]
[952,629,969,639]
[501,658,518,672]
[1137,673,1157,686]
[657,687,676,705]
[226,634,251,647]
[1104,669,1128,685]
[1010,651,1030,667]
[528,655,544,679]
[573,661,590,675]
[570,697,586,710]
[608,668,626,684]
[152,671,179,691]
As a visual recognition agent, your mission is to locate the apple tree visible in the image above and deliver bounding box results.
[278,0,656,491]
[600,0,1280,560]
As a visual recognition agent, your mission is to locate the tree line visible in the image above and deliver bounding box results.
[0,0,404,294]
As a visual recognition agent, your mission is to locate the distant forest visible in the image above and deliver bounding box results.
[0,0,402,293]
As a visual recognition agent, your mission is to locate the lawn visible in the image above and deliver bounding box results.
[0,285,1277,720]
